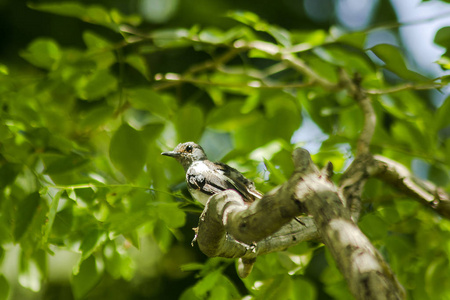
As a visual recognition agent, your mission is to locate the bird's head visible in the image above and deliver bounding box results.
[161,142,207,170]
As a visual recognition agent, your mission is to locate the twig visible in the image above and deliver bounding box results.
[152,75,314,90]
[281,53,338,90]
[365,82,443,95]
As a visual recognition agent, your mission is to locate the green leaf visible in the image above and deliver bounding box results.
[141,123,165,142]
[79,229,108,261]
[18,250,46,292]
[28,2,87,19]
[434,26,450,54]
[83,30,111,50]
[428,164,450,186]
[175,105,204,142]
[180,263,204,272]
[258,274,292,300]
[262,92,301,141]
[79,105,115,130]
[157,203,186,228]
[358,213,388,240]
[109,124,147,181]
[206,101,261,131]
[71,255,103,300]
[437,96,450,130]
[436,56,450,69]
[391,121,429,152]
[20,38,61,69]
[198,26,250,45]
[193,269,222,297]
[263,158,287,185]
[110,8,141,27]
[76,70,117,100]
[42,190,63,245]
[13,192,41,242]
[335,31,367,49]
[227,11,261,27]
[425,257,450,299]
[29,2,118,31]
[127,88,172,118]
[0,163,21,190]
[369,44,429,82]
[0,64,9,75]
[103,241,134,280]
[152,220,174,252]
[43,152,89,175]
[0,275,9,300]
[82,31,116,69]
[52,206,74,236]
[151,28,191,48]
[313,46,373,76]
[126,54,151,80]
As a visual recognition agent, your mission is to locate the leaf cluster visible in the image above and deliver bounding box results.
[0,1,449,300]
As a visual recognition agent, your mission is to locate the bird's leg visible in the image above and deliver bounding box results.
[191,227,199,246]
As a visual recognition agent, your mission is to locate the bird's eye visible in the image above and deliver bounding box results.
[185,145,193,153]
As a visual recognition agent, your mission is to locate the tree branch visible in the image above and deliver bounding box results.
[293,149,405,300]
[196,148,405,299]
[338,70,378,221]
[371,155,450,219]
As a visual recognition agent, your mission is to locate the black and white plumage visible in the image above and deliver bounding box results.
[161,142,262,206]
[162,142,305,225]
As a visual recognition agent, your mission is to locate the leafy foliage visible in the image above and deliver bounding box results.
[0,1,449,299]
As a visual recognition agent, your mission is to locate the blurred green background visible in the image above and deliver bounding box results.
[1,0,450,299]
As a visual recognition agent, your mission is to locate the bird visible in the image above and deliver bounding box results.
[161,142,305,225]
[161,142,262,205]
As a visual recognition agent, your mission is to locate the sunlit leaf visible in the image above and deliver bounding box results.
[207,101,261,131]
[193,269,222,297]
[18,250,46,292]
[263,158,287,185]
[76,70,117,100]
[28,2,87,19]
[257,274,292,300]
[151,28,191,47]
[126,54,151,80]
[291,278,317,300]
[28,2,125,31]
[127,88,173,118]
[369,44,429,82]
[20,38,61,70]
[110,8,142,27]
[79,105,115,130]
[334,31,367,49]
[0,64,9,75]
[103,241,135,280]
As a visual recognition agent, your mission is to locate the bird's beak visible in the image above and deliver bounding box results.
[161,151,180,157]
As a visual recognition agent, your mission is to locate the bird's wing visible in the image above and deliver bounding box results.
[210,161,262,202]
[186,169,223,196]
